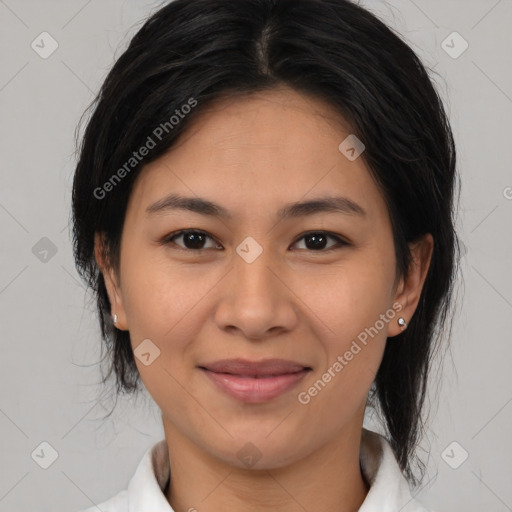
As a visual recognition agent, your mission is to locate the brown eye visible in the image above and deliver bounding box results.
[164,230,221,251]
[162,229,348,253]
[292,231,347,252]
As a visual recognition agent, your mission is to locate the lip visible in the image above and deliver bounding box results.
[199,358,311,403]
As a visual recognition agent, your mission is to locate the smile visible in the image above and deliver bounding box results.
[199,358,312,404]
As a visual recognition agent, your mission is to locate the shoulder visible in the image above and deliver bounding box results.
[74,439,171,512]
[359,428,439,512]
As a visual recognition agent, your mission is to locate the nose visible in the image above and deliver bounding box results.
[213,245,299,341]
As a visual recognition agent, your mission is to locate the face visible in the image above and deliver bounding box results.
[97,86,432,469]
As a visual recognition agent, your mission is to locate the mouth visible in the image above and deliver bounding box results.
[198,358,312,403]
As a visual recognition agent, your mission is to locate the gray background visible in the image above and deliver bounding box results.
[0,0,511,511]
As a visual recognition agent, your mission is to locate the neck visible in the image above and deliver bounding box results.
[163,420,370,512]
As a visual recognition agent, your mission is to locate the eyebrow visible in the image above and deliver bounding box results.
[146,193,366,219]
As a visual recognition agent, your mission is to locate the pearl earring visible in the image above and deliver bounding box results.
[113,314,118,325]
[397,317,407,328]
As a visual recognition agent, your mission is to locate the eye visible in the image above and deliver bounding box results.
[162,229,349,253]
[163,229,222,251]
[291,231,348,252]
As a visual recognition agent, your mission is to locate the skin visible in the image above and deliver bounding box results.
[95,85,433,512]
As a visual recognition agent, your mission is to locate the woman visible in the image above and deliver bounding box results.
[72,0,460,510]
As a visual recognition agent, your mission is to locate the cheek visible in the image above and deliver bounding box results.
[121,257,202,407]
[295,252,396,346]
[296,279,391,432]
[120,244,189,326]
[293,252,394,404]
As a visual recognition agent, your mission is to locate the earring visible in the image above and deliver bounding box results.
[398,317,407,328]
[113,313,118,325]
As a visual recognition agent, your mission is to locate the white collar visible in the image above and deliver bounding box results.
[88,428,432,511]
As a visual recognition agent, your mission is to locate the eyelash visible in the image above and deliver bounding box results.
[161,229,349,253]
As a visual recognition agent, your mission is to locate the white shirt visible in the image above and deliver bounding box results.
[79,428,437,512]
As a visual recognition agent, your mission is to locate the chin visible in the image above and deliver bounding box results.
[200,425,310,470]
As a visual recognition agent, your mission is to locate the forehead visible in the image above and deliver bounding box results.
[172,86,355,163]
[126,87,388,226]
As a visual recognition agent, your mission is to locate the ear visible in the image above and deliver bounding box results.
[388,233,434,338]
[94,232,128,331]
